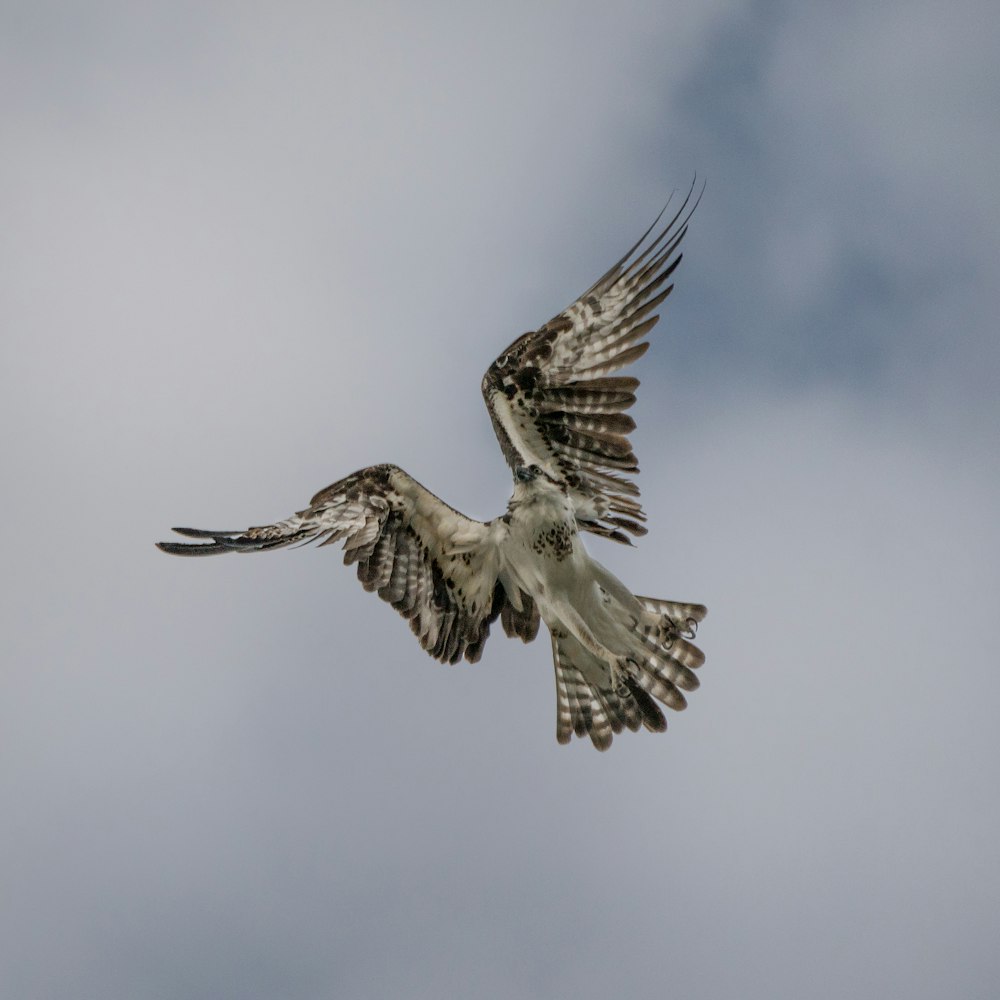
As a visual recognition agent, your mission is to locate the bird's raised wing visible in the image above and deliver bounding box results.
[157,464,510,664]
[481,183,701,544]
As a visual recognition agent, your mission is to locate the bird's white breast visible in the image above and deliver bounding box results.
[499,488,589,605]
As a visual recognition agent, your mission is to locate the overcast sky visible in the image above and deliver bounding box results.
[3,2,999,998]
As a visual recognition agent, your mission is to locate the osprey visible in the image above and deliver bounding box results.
[158,189,707,750]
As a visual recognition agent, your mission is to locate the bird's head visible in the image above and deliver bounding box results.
[513,464,562,495]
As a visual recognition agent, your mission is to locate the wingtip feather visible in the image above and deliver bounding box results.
[170,526,241,538]
[156,539,228,556]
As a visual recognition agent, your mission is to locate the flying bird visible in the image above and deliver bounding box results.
[158,188,707,750]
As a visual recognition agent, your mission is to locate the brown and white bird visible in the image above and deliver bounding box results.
[158,188,707,750]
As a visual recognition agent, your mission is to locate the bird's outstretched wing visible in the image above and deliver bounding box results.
[481,183,701,544]
[157,463,511,664]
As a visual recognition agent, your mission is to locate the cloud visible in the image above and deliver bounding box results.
[665,0,1000,428]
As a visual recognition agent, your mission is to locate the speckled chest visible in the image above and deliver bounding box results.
[531,522,574,561]
[504,487,577,565]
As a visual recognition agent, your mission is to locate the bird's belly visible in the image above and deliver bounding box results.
[501,517,592,605]
[500,511,644,656]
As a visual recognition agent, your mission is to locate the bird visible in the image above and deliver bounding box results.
[158,187,707,750]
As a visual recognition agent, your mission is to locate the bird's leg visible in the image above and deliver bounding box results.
[613,657,640,699]
[553,604,640,698]
[555,604,617,662]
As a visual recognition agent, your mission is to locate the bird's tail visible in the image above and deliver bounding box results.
[551,597,706,750]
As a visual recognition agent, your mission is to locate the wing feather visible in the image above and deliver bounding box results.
[158,464,511,664]
[482,181,702,542]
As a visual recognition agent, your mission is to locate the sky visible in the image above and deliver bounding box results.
[2,1,999,998]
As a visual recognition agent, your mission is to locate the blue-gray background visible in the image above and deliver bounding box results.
[3,2,998,998]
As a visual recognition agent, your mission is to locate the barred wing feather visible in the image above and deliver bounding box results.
[158,464,505,664]
[482,183,702,543]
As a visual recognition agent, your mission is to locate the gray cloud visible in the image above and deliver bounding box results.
[3,2,998,998]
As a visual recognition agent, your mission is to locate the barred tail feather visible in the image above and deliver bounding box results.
[552,633,618,751]
[552,631,658,751]
[551,594,707,750]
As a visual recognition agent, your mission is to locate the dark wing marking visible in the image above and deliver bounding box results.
[157,463,509,664]
[482,182,702,543]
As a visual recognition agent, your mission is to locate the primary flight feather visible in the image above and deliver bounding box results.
[158,186,707,750]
